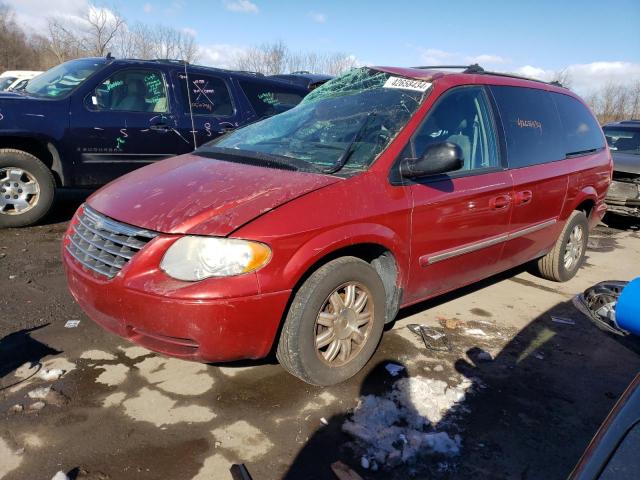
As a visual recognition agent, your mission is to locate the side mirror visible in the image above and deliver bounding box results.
[400,142,464,179]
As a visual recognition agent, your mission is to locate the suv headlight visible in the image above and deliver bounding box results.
[160,236,271,281]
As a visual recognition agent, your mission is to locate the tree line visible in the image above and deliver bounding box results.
[1,2,638,124]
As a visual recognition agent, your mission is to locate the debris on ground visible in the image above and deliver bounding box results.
[8,404,23,414]
[342,376,470,468]
[39,368,65,381]
[64,319,81,328]
[551,316,576,325]
[385,363,405,377]
[438,317,464,330]
[230,463,254,480]
[320,417,329,425]
[331,461,364,480]
[407,324,450,352]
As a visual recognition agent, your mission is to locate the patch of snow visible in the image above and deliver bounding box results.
[27,387,50,399]
[342,376,471,468]
[361,455,370,469]
[385,363,405,377]
[51,472,70,480]
[39,369,64,381]
[464,328,488,337]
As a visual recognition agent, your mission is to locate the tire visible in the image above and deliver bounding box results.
[535,211,589,282]
[276,256,387,386]
[0,149,56,228]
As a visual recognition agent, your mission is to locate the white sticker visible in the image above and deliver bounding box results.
[383,76,431,92]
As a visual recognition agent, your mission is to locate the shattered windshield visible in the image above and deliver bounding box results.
[199,68,430,173]
[25,59,105,98]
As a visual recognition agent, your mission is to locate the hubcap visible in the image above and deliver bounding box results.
[0,167,40,215]
[314,282,374,367]
[564,224,584,270]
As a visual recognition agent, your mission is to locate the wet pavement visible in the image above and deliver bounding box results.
[1,202,640,480]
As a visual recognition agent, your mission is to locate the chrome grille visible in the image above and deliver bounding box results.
[66,205,157,278]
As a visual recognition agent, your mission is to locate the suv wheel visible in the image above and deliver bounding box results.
[276,256,386,385]
[535,210,589,282]
[0,149,56,228]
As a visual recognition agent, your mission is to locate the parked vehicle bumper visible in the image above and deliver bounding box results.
[605,179,640,217]
[63,249,291,363]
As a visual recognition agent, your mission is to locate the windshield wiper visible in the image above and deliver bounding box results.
[323,112,376,174]
[196,146,323,173]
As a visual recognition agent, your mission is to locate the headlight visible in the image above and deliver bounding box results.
[160,236,271,281]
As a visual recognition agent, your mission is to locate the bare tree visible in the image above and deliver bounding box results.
[84,5,125,56]
[113,22,198,62]
[549,68,572,89]
[235,41,358,75]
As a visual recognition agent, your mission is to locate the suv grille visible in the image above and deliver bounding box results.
[66,205,157,278]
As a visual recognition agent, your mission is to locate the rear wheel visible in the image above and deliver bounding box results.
[535,211,589,282]
[0,149,56,228]
[276,256,386,385]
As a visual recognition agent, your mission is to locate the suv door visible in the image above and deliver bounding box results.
[489,86,569,268]
[69,67,188,186]
[402,86,513,303]
[173,70,242,148]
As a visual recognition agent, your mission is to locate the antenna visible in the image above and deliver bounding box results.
[184,63,198,149]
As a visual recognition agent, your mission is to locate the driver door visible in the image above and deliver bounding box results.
[403,86,514,303]
[68,67,191,187]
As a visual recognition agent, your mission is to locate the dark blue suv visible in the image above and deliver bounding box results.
[0,57,308,227]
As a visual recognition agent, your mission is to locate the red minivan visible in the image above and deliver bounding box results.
[63,66,611,385]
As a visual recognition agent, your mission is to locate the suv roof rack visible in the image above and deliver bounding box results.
[151,59,189,65]
[413,64,484,73]
[236,70,265,76]
[412,64,566,88]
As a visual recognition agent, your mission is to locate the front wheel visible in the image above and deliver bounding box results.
[276,257,387,386]
[0,149,56,228]
[534,210,589,282]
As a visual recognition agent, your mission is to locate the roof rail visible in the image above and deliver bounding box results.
[290,70,311,75]
[236,70,265,76]
[412,64,566,88]
[151,58,189,65]
[413,64,484,73]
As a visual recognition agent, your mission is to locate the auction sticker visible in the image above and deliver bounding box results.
[383,76,431,92]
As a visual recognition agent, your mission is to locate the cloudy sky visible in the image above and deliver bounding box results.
[6,0,640,96]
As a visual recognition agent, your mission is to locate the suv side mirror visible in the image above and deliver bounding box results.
[400,142,464,179]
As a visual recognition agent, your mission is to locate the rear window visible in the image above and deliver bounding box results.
[239,80,304,118]
[178,72,233,116]
[490,86,565,168]
[551,93,605,155]
[604,127,640,155]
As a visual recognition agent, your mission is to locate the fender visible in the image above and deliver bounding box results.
[563,185,598,219]
[281,222,410,290]
[0,132,68,186]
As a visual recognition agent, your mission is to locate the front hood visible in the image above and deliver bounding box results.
[613,152,640,175]
[87,153,340,235]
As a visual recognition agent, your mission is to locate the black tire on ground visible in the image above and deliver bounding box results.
[0,149,56,228]
[534,210,589,282]
[276,256,387,386]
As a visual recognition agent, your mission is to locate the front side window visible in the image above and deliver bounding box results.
[200,68,429,174]
[490,86,564,168]
[0,77,17,91]
[239,80,305,118]
[604,127,640,155]
[25,59,105,98]
[92,69,168,113]
[407,86,500,171]
[178,72,233,116]
[552,93,605,155]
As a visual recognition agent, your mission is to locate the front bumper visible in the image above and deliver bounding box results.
[605,180,640,217]
[63,230,291,363]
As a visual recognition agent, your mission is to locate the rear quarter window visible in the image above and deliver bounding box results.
[490,85,565,168]
[239,80,305,118]
[551,93,605,154]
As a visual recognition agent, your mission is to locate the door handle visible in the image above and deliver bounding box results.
[490,194,512,210]
[150,123,171,132]
[514,190,533,206]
